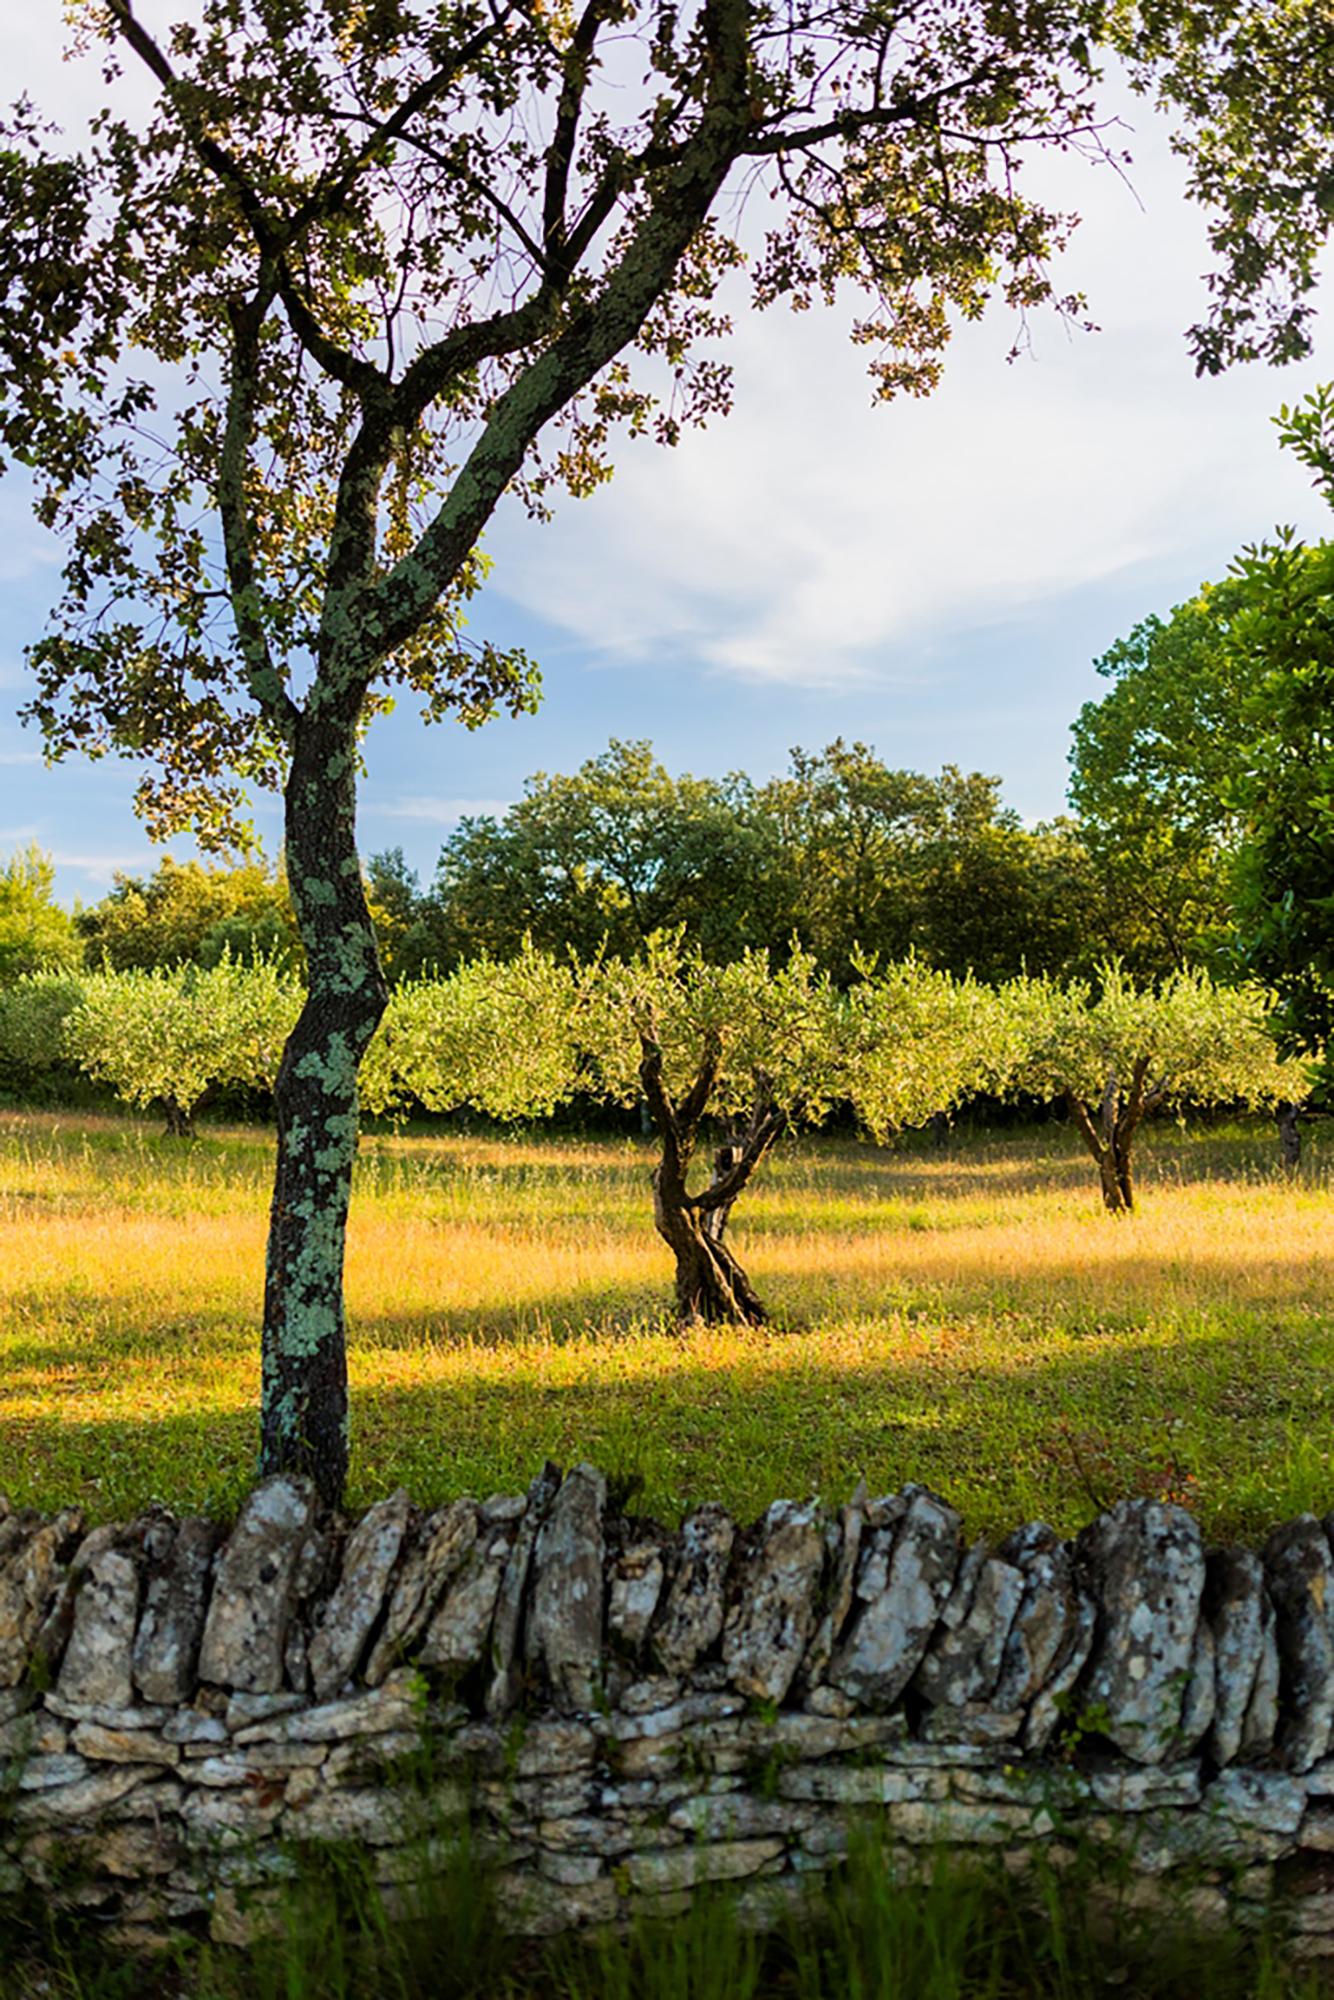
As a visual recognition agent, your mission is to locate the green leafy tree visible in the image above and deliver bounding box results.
[0,846,80,984]
[66,954,301,1135]
[581,937,849,1326]
[360,943,583,1122]
[433,740,775,964]
[844,958,1019,1142]
[1226,390,1334,1083]
[0,971,86,1100]
[78,856,301,972]
[4,0,1328,1498]
[1004,963,1306,1213]
[1068,584,1249,974]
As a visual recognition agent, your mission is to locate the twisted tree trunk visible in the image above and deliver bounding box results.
[640,1036,782,1327]
[1066,1062,1159,1216]
[259,714,388,1503]
[1276,1100,1302,1168]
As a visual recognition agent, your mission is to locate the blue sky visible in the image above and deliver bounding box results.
[1,13,1331,904]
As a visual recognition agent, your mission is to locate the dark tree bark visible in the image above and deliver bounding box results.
[1277,1100,1302,1168]
[161,1097,195,1140]
[1066,1062,1162,1215]
[929,1109,952,1151]
[639,1036,782,1327]
[259,714,388,1503]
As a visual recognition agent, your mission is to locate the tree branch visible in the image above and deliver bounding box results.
[219,288,298,737]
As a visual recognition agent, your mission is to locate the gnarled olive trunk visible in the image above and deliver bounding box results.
[1277,1100,1302,1169]
[259,714,388,1503]
[1066,1065,1159,1217]
[640,1039,781,1328]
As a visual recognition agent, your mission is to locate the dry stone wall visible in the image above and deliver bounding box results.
[4,1467,1334,1954]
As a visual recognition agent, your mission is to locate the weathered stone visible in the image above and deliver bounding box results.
[11,1763,160,1826]
[487,1463,560,1717]
[1240,1584,1280,1760]
[828,1487,961,1709]
[180,1784,285,1846]
[0,1510,82,1685]
[607,1541,665,1655]
[57,1549,140,1709]
[1204,1549,1268,1768]
[914,1553,1024,1709]
[618,1675,681,1715]
[918,1702,1023,1745]
[0,1711,65,1757]
[804,1684,856,1719]
[992,1523,1077,1711]
[723,1500,824,1706]
[197,1478,316,1694]
[31,1522,122,1676]
[224,1690,305,1728]
[1078,1500,1206,1765]
[45,1697,172,1728]
[365,1499,477,1685]
[1083,1759,1203,1811]
[284,1618,310,1694]
[162,1709,228,1747]
[419,1524,511,1676]
[1023,1591,1096,1752]
[651,1503,735,1678]
[324,1728,419,1784]
[133,1516,222,1706]
[1176,1610,1216,1753]
[16,1752,92,1790]
[625,1838,785,1893]
[71,1723,178,1768]
[799,1486,864,1689]
[1204,1765,1306,1837]
[232,1673,417,1745]
[888,1798,1053,1844]
[1264,1514,1334,1771]
[308,1488,412,1701]
[527,1465,606,1713]
[778,1763,946,1805]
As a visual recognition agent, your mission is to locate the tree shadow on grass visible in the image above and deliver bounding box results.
[3,1315,1330,1542]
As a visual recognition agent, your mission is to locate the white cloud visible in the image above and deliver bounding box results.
[0,751,41,766]
[368,795,513,824]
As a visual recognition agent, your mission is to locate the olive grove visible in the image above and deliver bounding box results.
[3,0,1330,1496]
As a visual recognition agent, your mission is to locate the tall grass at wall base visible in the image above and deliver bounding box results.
[0,1832,1321,2000]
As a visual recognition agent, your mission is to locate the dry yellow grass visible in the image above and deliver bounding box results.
[0,1107,1330,1536]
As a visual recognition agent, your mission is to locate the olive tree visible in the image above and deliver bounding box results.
[0,971,87,1100]
[845,957,1017,1146]
[360,943,583,1123]
[580,939,847,1326]
[66,954,301,1135]
[1004,963,1308,1212]
[4,0,1329,1496]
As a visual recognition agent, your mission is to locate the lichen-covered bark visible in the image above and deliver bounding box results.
[260,713,387,1503]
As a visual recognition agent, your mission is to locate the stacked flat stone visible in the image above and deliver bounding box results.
[2,1471,1334,1953]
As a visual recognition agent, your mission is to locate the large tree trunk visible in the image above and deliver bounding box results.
[1067,1082,1143,1216]
[259,715,388,1504]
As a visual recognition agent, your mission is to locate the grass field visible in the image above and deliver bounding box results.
[0,1106,1331,1537]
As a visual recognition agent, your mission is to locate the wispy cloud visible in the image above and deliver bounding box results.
[369,796,513,825]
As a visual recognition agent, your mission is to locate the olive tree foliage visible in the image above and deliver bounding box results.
[3,0,1330,1500]
[65,954,302,1135]
[1003,963,1307,1213]
[0,972,88,1100]
[359,942,582,1121]
[579,937,848,1326]
[844,957,1017,1142]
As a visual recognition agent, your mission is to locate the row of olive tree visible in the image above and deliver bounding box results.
[4,946,1307,1323]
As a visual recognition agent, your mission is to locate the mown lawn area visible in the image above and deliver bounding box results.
[0,1107,1330,1537]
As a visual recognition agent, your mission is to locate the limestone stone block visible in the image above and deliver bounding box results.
[133,1516,222,1706]
[365,1499,476,1685]
[527,1465,606,1713]
[652,1503,736,1678]
[1077,1500,1206,1764]
[828,1487,960,1709]
[57,1549,141,1709]
[722,1499,824,1706]
[197,1477,316,1694]
[1264,1514,1334,1771]
[308,1488,412,1700]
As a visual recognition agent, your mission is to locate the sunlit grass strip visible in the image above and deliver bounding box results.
[0,1111,1331,1536]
